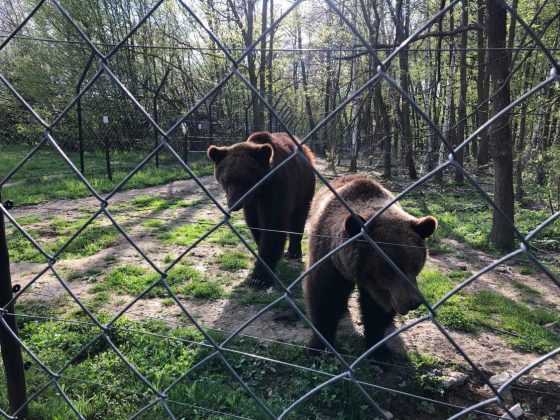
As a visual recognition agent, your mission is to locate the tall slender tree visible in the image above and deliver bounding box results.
[487,0,514,248]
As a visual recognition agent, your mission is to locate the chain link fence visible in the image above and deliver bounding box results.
[0,0,559,418]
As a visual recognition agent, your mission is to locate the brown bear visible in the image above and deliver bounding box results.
[208,132,316,286]
[304,175,437,359]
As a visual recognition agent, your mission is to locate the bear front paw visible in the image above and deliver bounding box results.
[273,309,300,324]
[249,274,274,288]
[284,249,303,260]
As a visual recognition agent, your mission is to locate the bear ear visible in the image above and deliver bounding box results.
[411,216,438,238]
[247,131,273,144]
[207,145,228,163]
[344,214,367,236]
[255,144,274,164]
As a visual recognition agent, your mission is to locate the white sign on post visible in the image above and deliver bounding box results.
[102,116,109,124]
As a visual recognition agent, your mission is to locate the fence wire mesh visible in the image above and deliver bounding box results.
[0,0,559,419]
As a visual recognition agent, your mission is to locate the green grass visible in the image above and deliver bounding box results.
[412,268,478,332]
[406,352,445,396]
[131,195,176,211]
[0,145,213,206]
[91,264,224,300]
[161,217,254,250]
[65,267,103,282]
[88,291,111,311]
[401,188,560,253]
[517,266,537,275]
[131,195,208,211]
[1,315,446,419]
[411,267,560,353]
[139,218,170,231]
[510,280,542,296]
[16,215,41,226]
[465,291,560,353]
[160,218,216,247]
[217,250,250,271]
[91,265,159,296]
[7,219,120,263]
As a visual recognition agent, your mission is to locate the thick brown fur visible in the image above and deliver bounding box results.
[208,132,316,286]
[304,175,437,359]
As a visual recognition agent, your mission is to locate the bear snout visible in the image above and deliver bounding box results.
[408,296,422,311]
[390,293,422,315]
[227,196,243,211]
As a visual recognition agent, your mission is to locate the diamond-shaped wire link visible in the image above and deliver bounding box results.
[0,0,559,418]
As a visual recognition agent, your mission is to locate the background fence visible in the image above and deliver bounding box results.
[0,0,559,418]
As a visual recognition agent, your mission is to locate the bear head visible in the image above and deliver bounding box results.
[343,214,438,315]
[207,142,274,211]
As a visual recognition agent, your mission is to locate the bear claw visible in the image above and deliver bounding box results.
[249,275,274,288]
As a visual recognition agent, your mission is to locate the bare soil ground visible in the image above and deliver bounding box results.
[7,165,560,418]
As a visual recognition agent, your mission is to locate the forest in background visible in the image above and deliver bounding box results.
[1,0,559,247]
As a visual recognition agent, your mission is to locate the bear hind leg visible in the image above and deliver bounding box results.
[286,205,310,260]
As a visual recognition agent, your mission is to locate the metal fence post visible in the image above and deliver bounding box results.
[0,193,28,418]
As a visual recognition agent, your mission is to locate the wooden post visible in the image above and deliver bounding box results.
[0,194,28,417]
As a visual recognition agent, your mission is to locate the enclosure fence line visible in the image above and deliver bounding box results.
[1,0,559,419]
[5,32,560,52]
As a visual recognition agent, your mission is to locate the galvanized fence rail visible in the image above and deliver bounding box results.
[0,0,559,418]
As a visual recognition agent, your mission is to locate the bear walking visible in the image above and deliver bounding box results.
[304,175,437,359]
[208,132,316,286]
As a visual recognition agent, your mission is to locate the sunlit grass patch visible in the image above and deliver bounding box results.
[464,291,560,353]
[413,267,478,333]
[91,264,224,300]
[16,215,41,226]
[131,194,176,210]
[160,218,216,246]
[7,220,119,263]
[176,279,224,299]
[401,189,560,253]
[139,218,170,231]
[411,267,560,352]
[91,265,159,296]
[217,250,250,271]
[1,145,213,206]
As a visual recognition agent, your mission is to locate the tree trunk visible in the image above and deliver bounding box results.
[259,0,268,130]
[437,20,457,182]
[267,0,274,132]
[320,49,333,155]
[349,0,360,172]
[297,13,316,145]
[455,0,467,183]
[488,0,514,249]
[396,0,417,179]
[476,0,490,166]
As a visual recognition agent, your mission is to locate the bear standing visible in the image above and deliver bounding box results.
[208,132,316,286]
[304,175,437,359]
